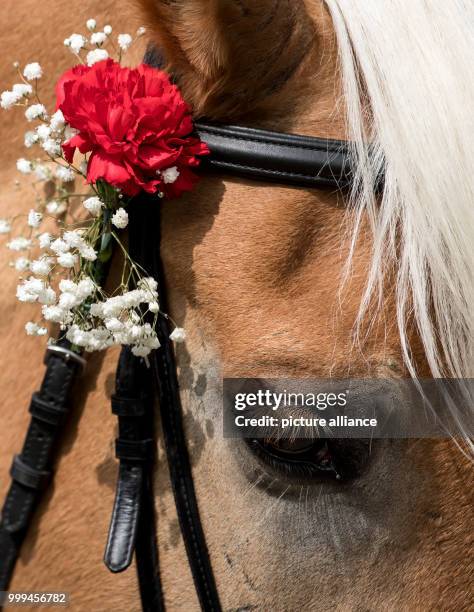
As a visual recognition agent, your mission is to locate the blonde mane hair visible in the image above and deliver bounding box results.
[324,0,474,446]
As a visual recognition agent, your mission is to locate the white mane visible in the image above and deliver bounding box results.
[324,0,474,446]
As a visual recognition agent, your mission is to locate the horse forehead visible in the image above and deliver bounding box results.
[159,182,399,378]
[161,181,346,254]
[160,181,347,302]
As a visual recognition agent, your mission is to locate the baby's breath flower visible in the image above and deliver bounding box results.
[131,345,151,357]
[57,252,77,268]
[65,324,113,351]
[111,207,128,229]
[136,27,146,37]
[83,196,103,216]
[12,83,33,97]
[25,321,47,336]
[30,257,53,276]
[46,200,66,215]
[16,158,32,174]
[50,109,65,132]
[42,305,67,322]
[105,318,123,332]
[103,25,112,35]
[24,130,39,147]
[86,18,97,31]
[138,277,158,293]
[7,237,31,251]
[86,49,109,66]
[14,257,30,271]
[16,277,43,302]
[68,33,86,54]
[42,138,61,157]
[25,104,47,122]
[1,91,18,110]
[34,164,50,181]
[148,301,159,313]
[59,292,81,310]
[50,238,69,254]
[27,209,42,228]
[23,62,43,81]
[55,166,75,182]
[38,232,51,248]
[36,124,51,141]
[63,234,98,261]
[59,279,77,293]
[17,286,36,303]
[38,286,56,305]
[79,245,97,261]
[117,34,132,51]
[0,219,11,234]
[63,230,85,248]
[162,166,180,184]
[170,327,186,343]
[77,277,95,298]
[91,32,107,45]
[89,303,103,317]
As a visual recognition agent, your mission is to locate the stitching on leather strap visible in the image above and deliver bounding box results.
[207,160,347,183]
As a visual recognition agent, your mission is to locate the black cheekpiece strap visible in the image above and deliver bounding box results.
[128,195,223,612]
[0,341,83,593]
[104,346,164,611]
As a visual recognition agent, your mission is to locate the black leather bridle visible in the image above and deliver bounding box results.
[0,122,355,612]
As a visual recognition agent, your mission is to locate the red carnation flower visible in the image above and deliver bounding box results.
[55,59,209,198]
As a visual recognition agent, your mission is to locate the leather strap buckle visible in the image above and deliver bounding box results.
[9,455,51,490]
[44,345,87,372]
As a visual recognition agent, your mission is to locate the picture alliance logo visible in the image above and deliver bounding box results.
[234,390,349,411]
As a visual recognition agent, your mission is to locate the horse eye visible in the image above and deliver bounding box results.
[246,438,372,482]
[263,437,324,456]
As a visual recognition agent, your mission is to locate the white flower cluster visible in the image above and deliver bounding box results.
[83,196,103,216]
[87,49,109,67]
[1,81,33,110]
[3,62,80,171]
[111,207,128,229]
[23,63,43,81]
[0,219,11,234]
[12,223,98,277]
[2,198,181,355]
[66,278,161,355]
[63,19,146,67]
[41,277,96,323]
[25,321,48,336]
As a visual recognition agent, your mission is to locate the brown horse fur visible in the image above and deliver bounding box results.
[0,0,472,610]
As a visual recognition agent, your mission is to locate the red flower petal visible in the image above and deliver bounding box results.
[62,133,93,163]
[88,151,133,189]
[55,64,90,109]
[54,59,209,198]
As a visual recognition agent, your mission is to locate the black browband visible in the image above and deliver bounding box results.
[195,122,353,189]
[0,123,357,612]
